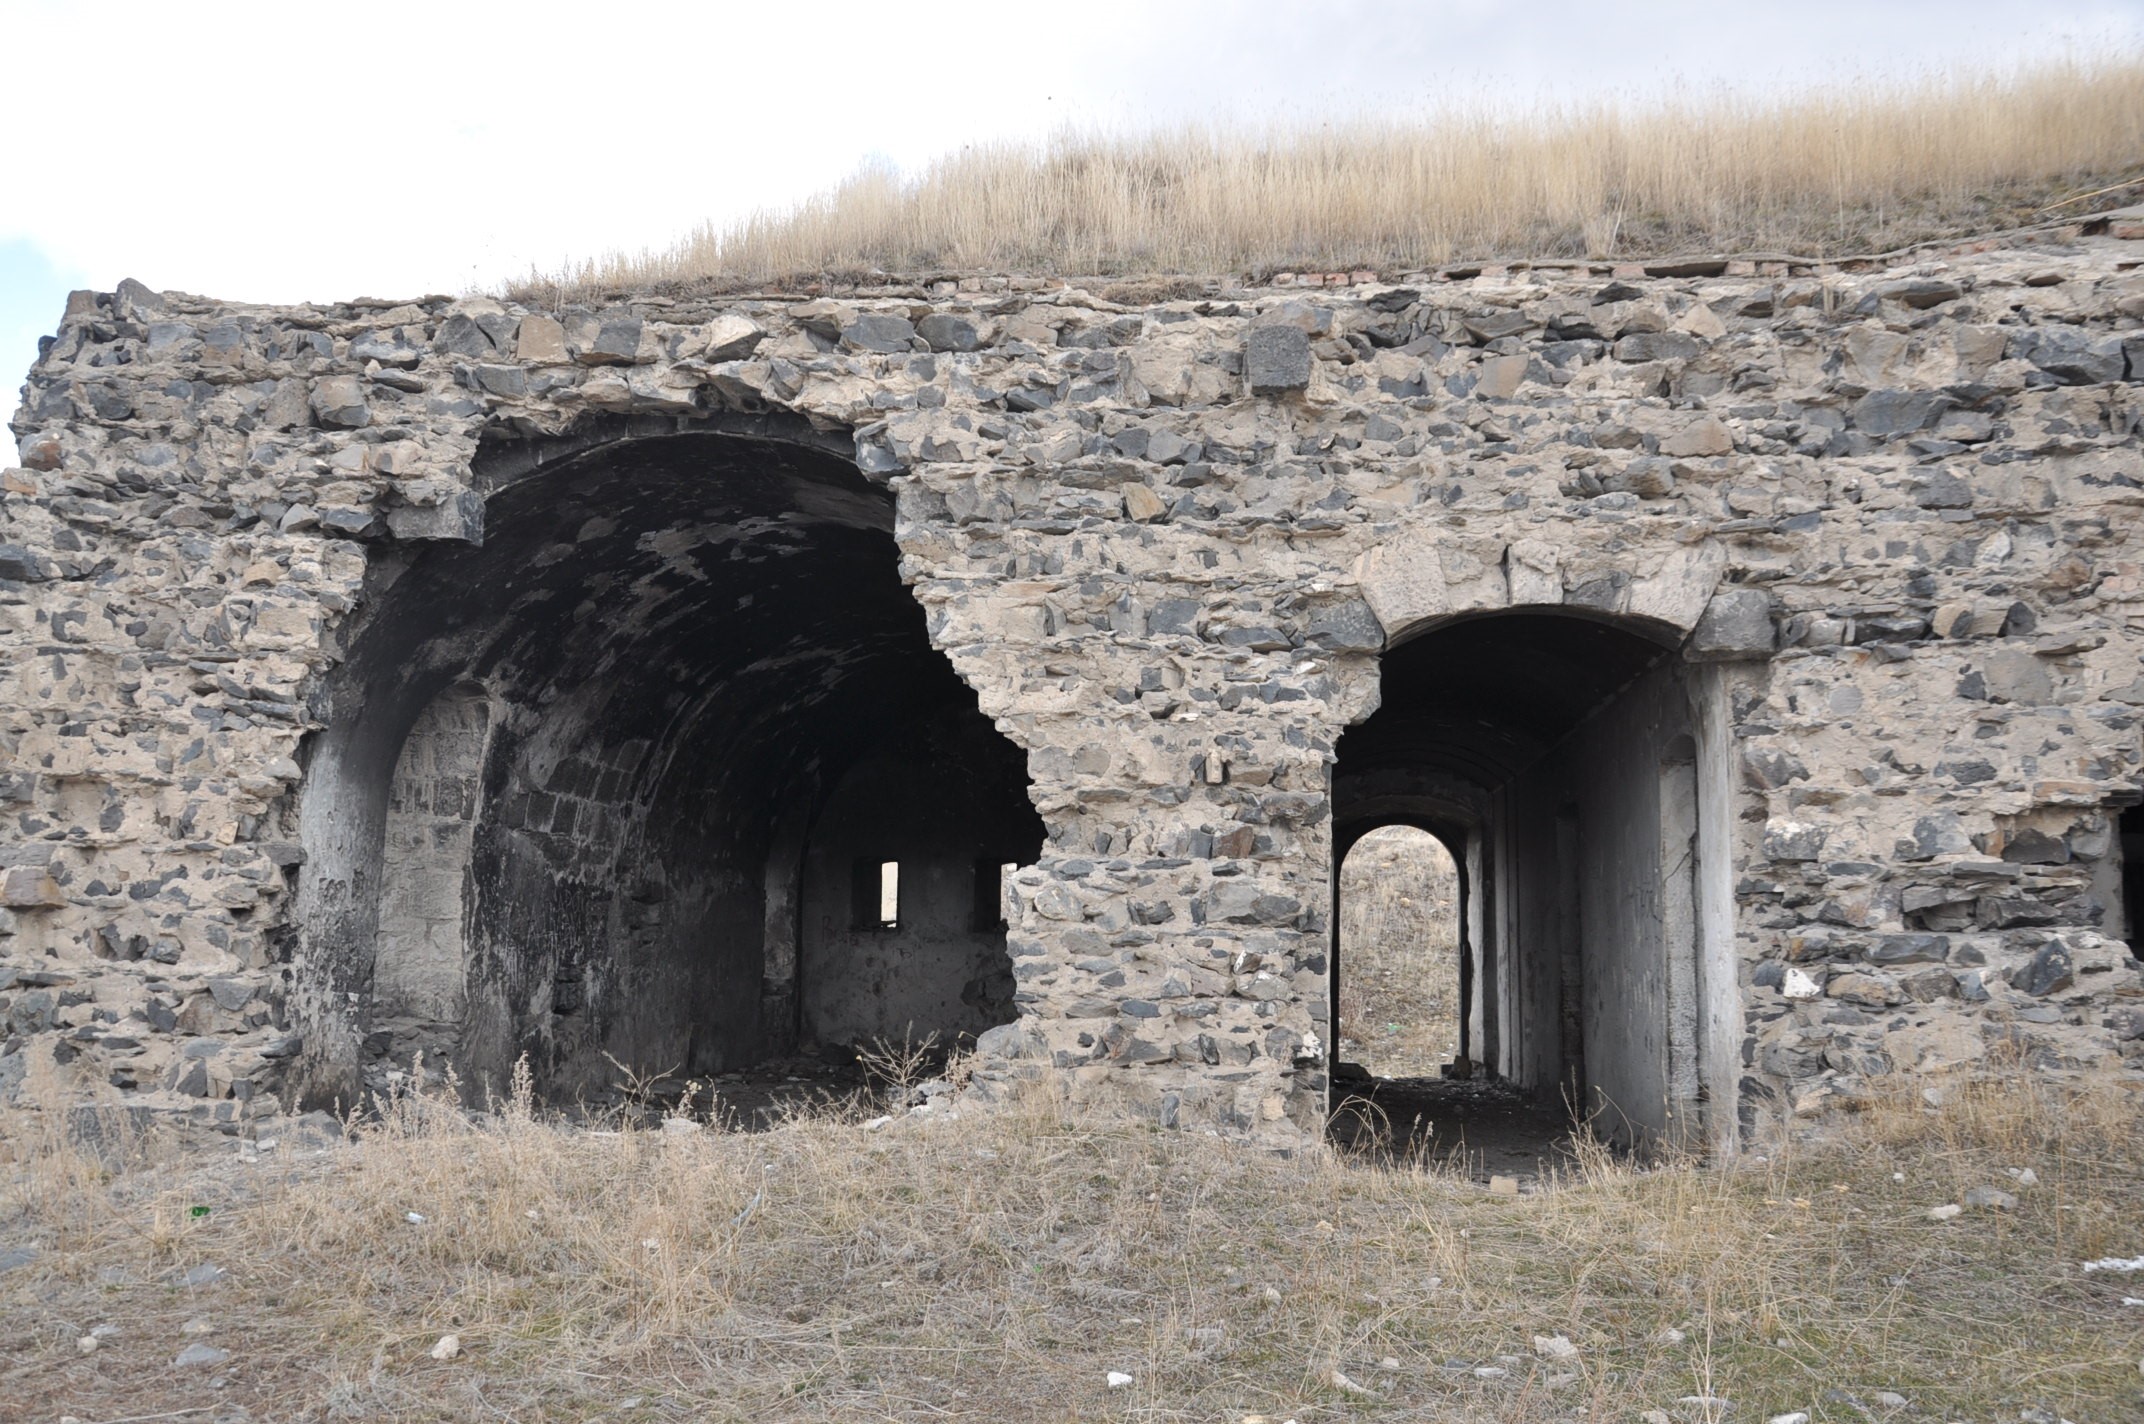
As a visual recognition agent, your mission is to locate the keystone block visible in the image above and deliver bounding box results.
[1685,589,1775,661]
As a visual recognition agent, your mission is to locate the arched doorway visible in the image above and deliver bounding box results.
[292,417,1043,1109]
[1335,825,1464,1078]
[1331,608,1737,1160]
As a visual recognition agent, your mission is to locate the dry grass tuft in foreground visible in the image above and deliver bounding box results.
[5,1052,2143,1422]
[538,59,2144,295]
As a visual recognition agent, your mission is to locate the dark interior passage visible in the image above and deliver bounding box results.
[295,421,1042,1107]
[1332,609,1729,1157]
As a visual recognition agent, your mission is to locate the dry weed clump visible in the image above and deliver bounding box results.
[534,58,2144,295]
[3,1056,2142,1422]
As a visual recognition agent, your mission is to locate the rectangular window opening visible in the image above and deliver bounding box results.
[973,858,1020,930]
[854,858,901,931]
[879,860,900,930]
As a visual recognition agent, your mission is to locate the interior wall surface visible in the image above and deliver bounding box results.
[799,705,1045,1051]
[1498,659,1696,1143]
[10,240,2144,1147]
[369,683,489,1061]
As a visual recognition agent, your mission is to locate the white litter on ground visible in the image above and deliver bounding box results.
[1329,1368,1377,1396]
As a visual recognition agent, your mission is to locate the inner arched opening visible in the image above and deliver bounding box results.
[1330,609,1735,1169]
[294,422,1043,1113]
[1336,825,1463,1078]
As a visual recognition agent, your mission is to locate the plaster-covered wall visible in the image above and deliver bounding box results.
[369,683,488,1064]
[1502,660,1699,1140]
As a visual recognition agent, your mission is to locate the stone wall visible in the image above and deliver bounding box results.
[6,234,2144,1147]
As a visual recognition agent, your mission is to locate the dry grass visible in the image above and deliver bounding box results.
[535,59,2144,295]
[1338,826,1462,1078]
[5,1047,2143,1423]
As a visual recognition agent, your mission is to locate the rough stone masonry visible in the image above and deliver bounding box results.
[6,225,2144,1153]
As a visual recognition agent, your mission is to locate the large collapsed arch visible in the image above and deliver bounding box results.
[289,418,1043,1107]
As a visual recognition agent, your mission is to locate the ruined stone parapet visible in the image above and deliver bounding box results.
[5,240,2144,1146]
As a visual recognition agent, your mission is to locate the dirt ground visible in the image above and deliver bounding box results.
[6,1064,2142,1424]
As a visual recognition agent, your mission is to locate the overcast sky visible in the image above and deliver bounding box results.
[5,0,2142,461]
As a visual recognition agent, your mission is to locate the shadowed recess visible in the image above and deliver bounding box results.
[1345,610,1676,785]
[294,427,1042,1108]
[1332,609,1713,1156]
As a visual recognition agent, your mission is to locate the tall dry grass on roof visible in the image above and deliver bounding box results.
[547,58,2144,293]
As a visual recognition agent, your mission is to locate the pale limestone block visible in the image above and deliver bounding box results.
[1439,539,1510,617]
[1661,414,1733,458]
[1353,527,1451,635]
[698,314,764,362]
[1128,337,1197,406]
[515,315,566,363]
[1629,541,1727,633]
[1844,324,1911,385]
[1122,483,1167,521]
[1473,354,1528,400]
[1505,539,1562,606]
[1673,303,1726,339]
[1952,324,2008,382]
